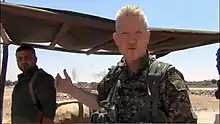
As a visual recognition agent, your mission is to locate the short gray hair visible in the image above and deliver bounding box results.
[115,5,148,31]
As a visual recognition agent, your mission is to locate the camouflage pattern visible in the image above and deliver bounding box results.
[97,55,197,123]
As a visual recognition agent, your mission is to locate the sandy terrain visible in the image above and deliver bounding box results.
[2,86,220,124]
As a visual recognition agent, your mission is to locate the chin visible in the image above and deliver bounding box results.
[125,54,139,62]
[125,52,145,61]
[23,66,31,72]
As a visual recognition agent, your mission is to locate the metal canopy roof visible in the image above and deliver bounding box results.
[1,2,219,57]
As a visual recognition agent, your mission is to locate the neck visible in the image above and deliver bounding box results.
[23,65,38,74]
[125,52,149,73]
[126,58,142,73]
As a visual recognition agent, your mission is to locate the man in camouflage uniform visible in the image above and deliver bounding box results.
[55,5,197,123]
[11,45,57,124]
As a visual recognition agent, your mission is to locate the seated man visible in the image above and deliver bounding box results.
[11,45,57,124]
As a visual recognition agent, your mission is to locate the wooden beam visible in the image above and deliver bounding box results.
[155,52,170,58]
[12,42,121,55]
[149,37,174,45]
[0,23,12,45]
[85,40,113,55]
[49,23,69,49]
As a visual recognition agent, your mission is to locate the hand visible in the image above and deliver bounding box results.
[55,69,73,94]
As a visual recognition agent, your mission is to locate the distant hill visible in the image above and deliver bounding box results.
[4,79,218,88]
[186,79,218,88]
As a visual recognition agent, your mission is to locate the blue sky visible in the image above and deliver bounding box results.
[1,0,219,82]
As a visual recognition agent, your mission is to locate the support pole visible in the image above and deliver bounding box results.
[0,44,9,124]
[1,0,9,121]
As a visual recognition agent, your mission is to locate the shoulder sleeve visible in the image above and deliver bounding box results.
[34,71,57,119]
[160,68,197,123]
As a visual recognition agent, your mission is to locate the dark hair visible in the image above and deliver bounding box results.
[16,44,36,56]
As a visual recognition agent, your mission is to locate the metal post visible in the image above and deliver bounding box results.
[0,44,9,124]
[0,42,2,70]
[1,0,7,123]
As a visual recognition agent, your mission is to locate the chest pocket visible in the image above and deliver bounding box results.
[131,60,173,123]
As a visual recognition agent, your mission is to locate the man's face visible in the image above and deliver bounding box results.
[16,50,37,72]
[113,15,150,61]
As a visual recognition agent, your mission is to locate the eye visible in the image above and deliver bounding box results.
[121,32,128,35]
[16,57,22,62]
[136,31,142,34]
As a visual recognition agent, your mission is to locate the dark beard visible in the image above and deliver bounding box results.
[21,63,30,72]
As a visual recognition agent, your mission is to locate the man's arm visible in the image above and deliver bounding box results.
[35,73,57,124]
[66,75,111,110]
[63,69,113,111]
[66,84,100,110]
[161,68,197,123]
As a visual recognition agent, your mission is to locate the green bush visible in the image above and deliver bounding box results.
[5,80,17,86]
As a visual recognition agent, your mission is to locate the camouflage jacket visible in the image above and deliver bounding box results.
[97,55,197,123]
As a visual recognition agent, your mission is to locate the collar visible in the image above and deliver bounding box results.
[17,65,39,80]
[121,53,150,76]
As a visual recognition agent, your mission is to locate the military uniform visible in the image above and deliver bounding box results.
[97,55,197,123]
[11,66,57,124]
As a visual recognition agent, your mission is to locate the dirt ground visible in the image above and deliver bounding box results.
[3,86,220,124]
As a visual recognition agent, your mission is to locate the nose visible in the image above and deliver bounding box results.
[17,57,28,64]
[128,39,137,44]
[127,36,137,45]
[21,61,27,65]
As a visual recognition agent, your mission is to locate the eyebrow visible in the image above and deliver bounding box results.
[120,32,129,35]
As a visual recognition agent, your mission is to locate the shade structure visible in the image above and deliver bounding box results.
[1,2,219,57]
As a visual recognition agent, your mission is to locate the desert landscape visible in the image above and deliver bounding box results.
[2,83,220,124]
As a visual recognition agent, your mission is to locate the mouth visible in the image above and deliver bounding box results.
[128,48,136,50]
[22,64,29,70]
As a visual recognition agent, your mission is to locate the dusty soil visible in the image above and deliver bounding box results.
[2,86,220,124]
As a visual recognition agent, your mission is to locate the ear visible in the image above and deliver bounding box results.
[35,56,38,63]
[146,30,151,44]
[113,32,120,47]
